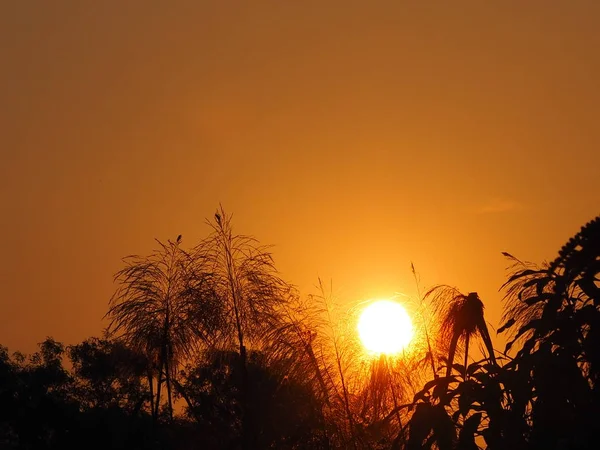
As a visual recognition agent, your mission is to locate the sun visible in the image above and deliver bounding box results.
[358,299,414,355]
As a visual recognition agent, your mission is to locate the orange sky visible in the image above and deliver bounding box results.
[1,1,599,354]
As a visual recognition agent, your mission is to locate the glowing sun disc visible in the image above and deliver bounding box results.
[358,300,414,355]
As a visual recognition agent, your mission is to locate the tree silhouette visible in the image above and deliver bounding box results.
[3,211,600,449]
[179,349,328,449]
[0,338,81,448]
[68,337,149,412]
[192,206,296,449]
[401,215,600,450]
[499,215,600,449]
[426,287,496,378]
[106,238,221,420]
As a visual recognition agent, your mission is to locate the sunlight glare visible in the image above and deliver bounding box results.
[358,300,414,355]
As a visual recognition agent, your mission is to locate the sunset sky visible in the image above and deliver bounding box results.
[1,1,599,354]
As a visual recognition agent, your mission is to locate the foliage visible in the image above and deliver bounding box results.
[192,206,296,352]
[2,210,600,449]
[497,216,600,449]
[106,237,221,419]
[178,349,329,449]
[68,337,149,412]
[402,215,600,450]
[191,206,297,449]
[425,287,496,378]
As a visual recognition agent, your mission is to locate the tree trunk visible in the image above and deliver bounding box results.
[463,335,470,380]
[425,328,438,379]
[306,340,331,406]
[385,357,403,428]
[477,321,497,366]
[147,370,155,420]
[335,345,358,450]
[165,347,173,421]
[220,219,256,450]
[155,361,163,419]
[173,379,203,425]
[239,343,255,450]
[446,333,460,378]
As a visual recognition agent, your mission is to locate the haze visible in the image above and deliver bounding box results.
[1,1,599,353]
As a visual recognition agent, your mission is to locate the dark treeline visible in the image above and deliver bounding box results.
[1,209,599,450]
